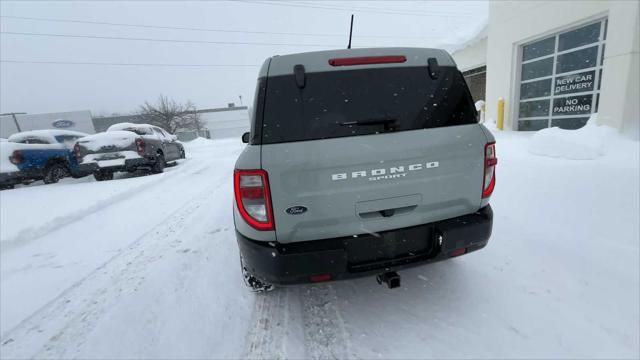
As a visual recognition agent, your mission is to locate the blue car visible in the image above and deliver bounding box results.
[0,130,89,189]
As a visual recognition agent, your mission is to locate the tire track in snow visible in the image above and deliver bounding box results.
[245,289,290,359]
[299,284,351,359]
[244,284,351,359]
[0,172,231,358]
[0,158,208,252]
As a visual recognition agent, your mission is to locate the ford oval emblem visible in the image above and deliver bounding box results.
[52,119,75,128]
[285,206,308,215]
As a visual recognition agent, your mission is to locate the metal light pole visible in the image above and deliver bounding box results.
[0,112,26,132]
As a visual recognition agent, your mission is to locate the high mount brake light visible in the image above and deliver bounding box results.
[234,169,274,231]
[328,55,407,67]
[482,142,497,198]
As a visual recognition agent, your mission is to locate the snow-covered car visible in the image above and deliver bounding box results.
[0,130,90,189]
[74,123,185,181]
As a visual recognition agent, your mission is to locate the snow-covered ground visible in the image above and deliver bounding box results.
[1,130,638,359]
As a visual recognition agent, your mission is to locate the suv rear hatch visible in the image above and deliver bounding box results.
[257,49,488,243]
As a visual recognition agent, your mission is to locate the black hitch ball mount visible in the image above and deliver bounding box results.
[376,271,401,289]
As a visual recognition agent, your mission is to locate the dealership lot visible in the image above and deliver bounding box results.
[1,130,637,358]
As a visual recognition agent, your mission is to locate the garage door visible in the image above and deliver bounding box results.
[517,19,607,131]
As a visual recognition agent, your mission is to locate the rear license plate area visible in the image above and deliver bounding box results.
[96,153,124,161]
[97,155,125,168]
[345,225,435,267]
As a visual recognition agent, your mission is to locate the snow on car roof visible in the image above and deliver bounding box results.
[8,129,89,143]
[76,130,140,151]
[107,122,155,132]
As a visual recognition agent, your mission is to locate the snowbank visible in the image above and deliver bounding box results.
[77,131,138,151]
[528,115,617,160]
[185,137,215,146]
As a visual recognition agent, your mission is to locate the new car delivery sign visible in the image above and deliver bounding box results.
[554,70,595,95]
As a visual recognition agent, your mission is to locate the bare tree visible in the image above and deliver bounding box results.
[138,95,202,133]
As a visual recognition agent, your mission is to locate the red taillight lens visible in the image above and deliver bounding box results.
[135,138,145,156]
[328,55,406,67]
[73,143,82,160]
[449,248,467,257]
[310,274,332,282]
[234,169,274,231]
[9,150,23,165]
[482,142,497,198]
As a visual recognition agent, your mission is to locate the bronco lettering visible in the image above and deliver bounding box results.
[331,161,439,181]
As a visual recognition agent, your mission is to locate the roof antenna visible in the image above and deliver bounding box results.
[347,14,354,49]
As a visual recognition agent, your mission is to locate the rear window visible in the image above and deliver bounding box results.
[259,66,477,144]
[15,137,50,144]
[55,135,82,143]
[55,135,82,149]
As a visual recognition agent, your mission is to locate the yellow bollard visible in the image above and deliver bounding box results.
[497,97,505,130]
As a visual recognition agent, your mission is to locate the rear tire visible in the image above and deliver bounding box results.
[151,153,165,174]
[43,162,70,184]
[93,169,114,181]
[240,255,274,293]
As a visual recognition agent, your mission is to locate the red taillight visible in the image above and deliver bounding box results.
[135,138,145,156]
[328,55,406,67]
[9,150,23,165]
[234,169,274,231]
[449,248,467,257]
[73,143,82,161]
[482,142,497,198]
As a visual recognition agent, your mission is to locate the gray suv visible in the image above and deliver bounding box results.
[74,123,185,181]
[234,48,496,291]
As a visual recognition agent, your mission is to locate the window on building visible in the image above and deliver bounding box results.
[516,19,607,130]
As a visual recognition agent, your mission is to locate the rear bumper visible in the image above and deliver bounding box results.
[237,205,493,285]
[0,169,43,185]
[0,171,22,186]
[77,157,149,173]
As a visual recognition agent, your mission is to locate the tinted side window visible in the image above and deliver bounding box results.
[249,77,267,144]
[54,135,81,143]
[152,127,166,138]
[20,138,49,144]
[261,66,477,144]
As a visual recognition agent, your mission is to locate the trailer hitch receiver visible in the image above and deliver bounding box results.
[376,271,401,289]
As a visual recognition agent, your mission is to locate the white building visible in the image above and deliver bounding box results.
[92,105,250,141]
[198,106,250,140]
[452,0,639,139]
[0,110,95,138]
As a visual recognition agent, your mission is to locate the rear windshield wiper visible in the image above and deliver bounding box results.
[340,118,397,127]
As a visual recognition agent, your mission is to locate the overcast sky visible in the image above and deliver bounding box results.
[0,0,487,115]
